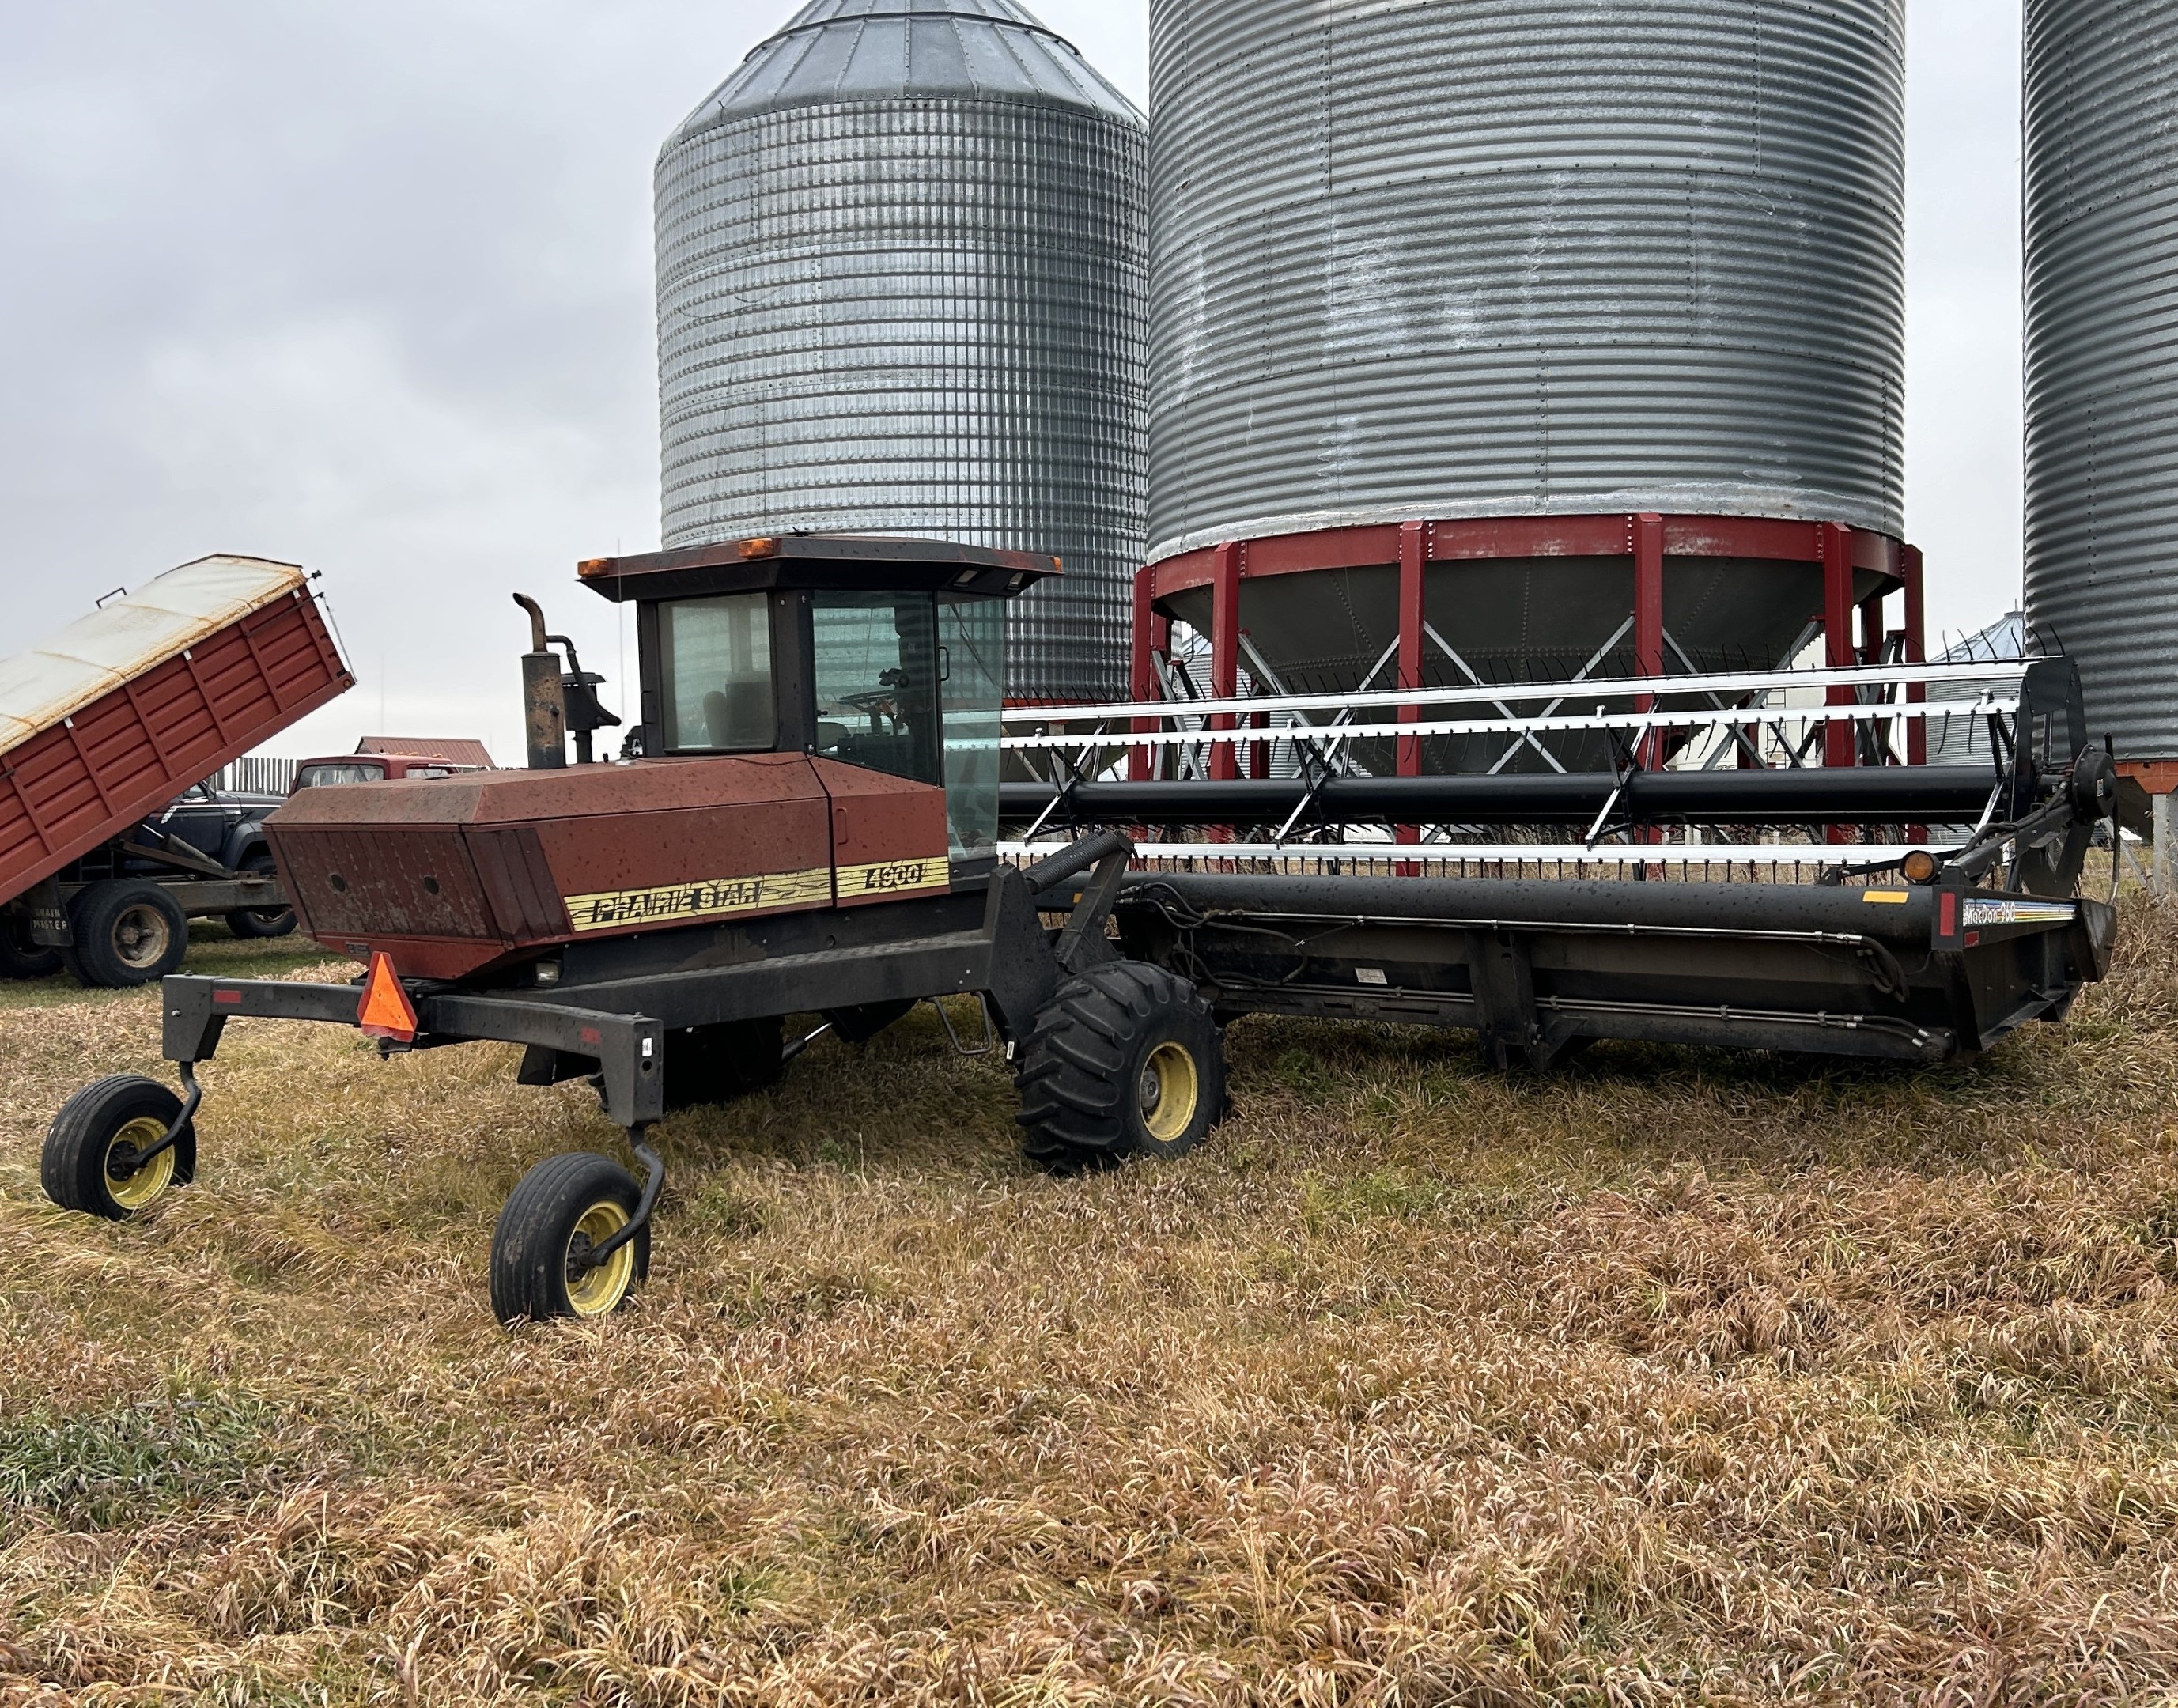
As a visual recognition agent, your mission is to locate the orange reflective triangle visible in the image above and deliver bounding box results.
[357,952,420,1042]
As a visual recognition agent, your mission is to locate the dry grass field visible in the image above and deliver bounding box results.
[2,896,2177,1706]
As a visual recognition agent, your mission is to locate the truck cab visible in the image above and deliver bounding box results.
[134,780,282,875]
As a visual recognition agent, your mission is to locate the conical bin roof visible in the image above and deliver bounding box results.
[667,0,1139,146]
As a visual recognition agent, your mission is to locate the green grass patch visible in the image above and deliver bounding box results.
[0,1388,282,1529]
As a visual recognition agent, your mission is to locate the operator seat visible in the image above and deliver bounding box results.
[701,678,773,751]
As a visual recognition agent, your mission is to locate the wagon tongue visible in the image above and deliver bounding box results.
[357,952,420,1044]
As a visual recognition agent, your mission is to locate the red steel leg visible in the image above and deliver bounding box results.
[1821,523,1858,845]
[1397,521,1427,863]
[1210,542,1241,784]
[1129,568,1158,783]
[1859,590,1889,767]
[1635,513,1666,773]
[1822,523,1857,771]
[1904,546,1928,768]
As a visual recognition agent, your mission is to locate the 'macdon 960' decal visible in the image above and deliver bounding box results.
[1962,898,2078,928]
[562,867,833,933]
[837,856,950,901]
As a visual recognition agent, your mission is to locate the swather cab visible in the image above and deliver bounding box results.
[269,537,1032,981]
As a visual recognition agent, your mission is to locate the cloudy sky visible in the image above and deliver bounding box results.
[1,1,2017,761]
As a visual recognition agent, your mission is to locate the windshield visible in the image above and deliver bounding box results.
[812,593,942,788]
[939,596,1004,858]
[809,590,1005,860]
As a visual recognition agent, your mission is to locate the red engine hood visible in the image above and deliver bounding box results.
[266,754,949,980]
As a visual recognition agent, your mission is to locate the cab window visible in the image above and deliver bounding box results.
[811,592,941,788]
[661,593,775,754]
[939,596,1004,857]
[811,591,1006,860]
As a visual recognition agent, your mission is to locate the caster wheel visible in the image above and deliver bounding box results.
[490,1152,650,1324]
[43,1075,196,1219]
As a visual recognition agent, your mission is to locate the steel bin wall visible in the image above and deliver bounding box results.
[1145,0,1909,561]
[656,0,1148,704]
[2025,0,2178,762]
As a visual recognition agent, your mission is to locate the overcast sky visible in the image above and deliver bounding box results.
[0,1,2017,761]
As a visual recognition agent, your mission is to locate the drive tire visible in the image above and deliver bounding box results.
[43,1075,196,1219]
[0,915,61,981]
[69,882,189,988]
[1016,961,1226,1173]
[225,852,297,939]
[490,1152,651,1324]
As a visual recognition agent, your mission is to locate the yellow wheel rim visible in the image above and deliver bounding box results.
[1139,1042,1201,1147]
[564,1200,635,1317]
[105,1116,177,1212]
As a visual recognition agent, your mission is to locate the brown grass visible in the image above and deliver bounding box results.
[2,898,2176,1705]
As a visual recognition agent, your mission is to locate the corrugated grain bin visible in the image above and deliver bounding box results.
[656,0,1149,704]
[0,557,353,905]
[2024,0,2178,762]
[1138,0,1911,764]
[1148,0,1908,561]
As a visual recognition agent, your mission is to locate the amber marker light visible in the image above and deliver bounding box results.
[577,558,615,579]
[1902,850,1940,885]
[738,537,780,560]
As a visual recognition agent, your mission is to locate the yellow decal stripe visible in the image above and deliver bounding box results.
[563,867,833,933]
[1862,891,1912,905]
[837,856,950,901]
[1963,899,2076,927]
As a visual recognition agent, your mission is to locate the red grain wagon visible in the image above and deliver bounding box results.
[0,556,353,984]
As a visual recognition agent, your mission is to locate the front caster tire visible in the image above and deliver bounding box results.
[1016,961,1227,1173]
[43,1075,196,1219]
[490,1152,651,1324]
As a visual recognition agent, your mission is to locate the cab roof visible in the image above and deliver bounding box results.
[577,535,1061,605]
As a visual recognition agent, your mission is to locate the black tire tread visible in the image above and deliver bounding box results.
[0,916,62,981]
[489,1151,650,1324]
[1015,961,1223,1171]
[70,882,189,988]
[225,852,297,939]
[42,1075,196,1219]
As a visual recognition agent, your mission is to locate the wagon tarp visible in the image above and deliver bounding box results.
[0,555,352,903]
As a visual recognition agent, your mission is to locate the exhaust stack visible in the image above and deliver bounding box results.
[513,595,567,771]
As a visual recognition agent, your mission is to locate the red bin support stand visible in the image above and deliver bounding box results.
[1129,512,1931,848]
